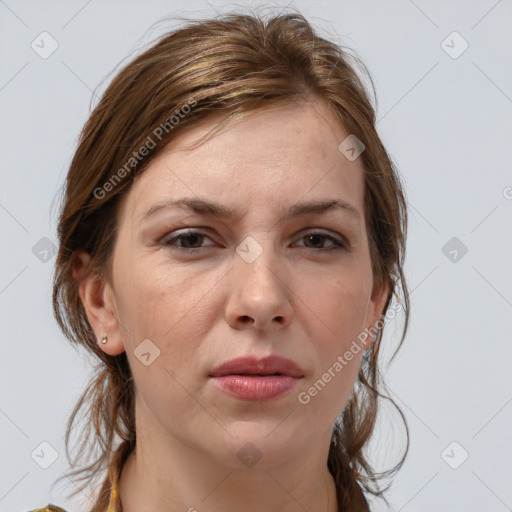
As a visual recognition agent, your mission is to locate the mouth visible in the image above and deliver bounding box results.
[209,355,304,401]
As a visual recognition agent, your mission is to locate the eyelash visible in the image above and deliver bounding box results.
[161,229,346,253]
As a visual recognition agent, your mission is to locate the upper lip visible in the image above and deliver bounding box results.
[209,355,304,378]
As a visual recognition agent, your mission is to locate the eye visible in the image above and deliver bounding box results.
[161,229,214,251]
[293,230,346,251]
[160,228,346,253]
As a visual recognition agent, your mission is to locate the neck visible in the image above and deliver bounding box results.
[117,406,338,512]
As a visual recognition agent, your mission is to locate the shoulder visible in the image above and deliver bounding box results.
[27,505,69,512]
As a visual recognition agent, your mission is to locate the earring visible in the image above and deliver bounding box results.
[100,333,108,344]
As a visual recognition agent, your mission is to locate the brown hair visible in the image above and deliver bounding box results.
[52,9,409,512]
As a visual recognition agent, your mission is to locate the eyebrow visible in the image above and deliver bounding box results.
[142,197,361,223]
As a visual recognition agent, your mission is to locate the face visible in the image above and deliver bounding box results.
[76,98,388,470]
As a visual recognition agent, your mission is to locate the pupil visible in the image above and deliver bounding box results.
[183,234,201,247]
[307,234,323,247]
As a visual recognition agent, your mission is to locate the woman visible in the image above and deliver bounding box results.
[34,10,409,512]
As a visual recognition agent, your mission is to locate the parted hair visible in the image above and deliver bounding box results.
[52,9,410,512]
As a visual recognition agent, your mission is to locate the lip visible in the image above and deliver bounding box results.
[209,355,304,401]
[209,355,304,378]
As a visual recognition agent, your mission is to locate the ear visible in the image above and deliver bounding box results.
[72,251,125,356]
[362,277,391,350]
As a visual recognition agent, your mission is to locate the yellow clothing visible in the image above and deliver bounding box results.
[28,507,68,512]
[30,438,130,511]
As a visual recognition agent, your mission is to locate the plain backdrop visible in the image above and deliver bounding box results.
[1,1,511,511]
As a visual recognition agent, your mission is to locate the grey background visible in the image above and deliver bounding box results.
[1,0,511,511]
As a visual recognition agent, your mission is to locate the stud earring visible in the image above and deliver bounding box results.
[100,333,108,344]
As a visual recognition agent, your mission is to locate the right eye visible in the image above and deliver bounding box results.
[161,229,216,252]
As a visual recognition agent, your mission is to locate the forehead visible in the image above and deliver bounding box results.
[120,98,366,224]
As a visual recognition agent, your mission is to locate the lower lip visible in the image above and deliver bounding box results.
[210,375,301,401]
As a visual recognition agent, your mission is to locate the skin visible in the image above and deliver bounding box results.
[74,97,389,512]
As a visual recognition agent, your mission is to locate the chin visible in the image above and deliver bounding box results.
[214,421,308,470]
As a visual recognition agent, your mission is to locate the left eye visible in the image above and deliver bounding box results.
[294,232,345,250]
[161,229,345,252]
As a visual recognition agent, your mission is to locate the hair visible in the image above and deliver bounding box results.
[52,9,410,512]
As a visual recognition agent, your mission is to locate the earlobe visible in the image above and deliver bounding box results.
[72,250,126,356]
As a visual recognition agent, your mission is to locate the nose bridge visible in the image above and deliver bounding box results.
[226,232,292,329]
[235,232,281,292]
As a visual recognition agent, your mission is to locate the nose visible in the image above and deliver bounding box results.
[224,240,293,332]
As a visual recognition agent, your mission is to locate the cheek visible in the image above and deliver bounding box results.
[115,254,216,345]
[113,256,222,408]
[303,269,371,346]
[296,271,370,416]
[114,260,216,431]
